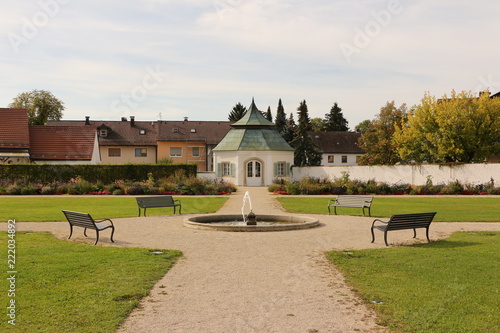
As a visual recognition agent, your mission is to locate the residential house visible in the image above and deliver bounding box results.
[309,131,365,166]
[0,108,30,163]
[29,125,100,164]
[49,116,158,164]
[156,119,232,171]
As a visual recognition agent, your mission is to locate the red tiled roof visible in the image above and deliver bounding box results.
[309,131,365,154]
[29,126,97,160]
[0,108,30,148]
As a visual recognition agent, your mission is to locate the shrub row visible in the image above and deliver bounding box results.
[0,171,237,195]
[268,176,500,195]
[0,164,197,183]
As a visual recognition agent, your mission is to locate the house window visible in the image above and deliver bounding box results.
[108,148,121,157]
[139,129,146,135]
[274,162,290,177]
[341,155,348,163]
[192,147,200,157]
[99,129,108,137]
[173,128,179,133]
[276,162,286,177]
[328,155,334,163]
[170,147,182,157]
[135,148,147,157]
[222,162,231,176]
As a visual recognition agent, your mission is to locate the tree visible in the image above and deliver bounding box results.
[393,90,500,163]
[228,102,247,121]
[310,117,327,132]
[324,102,349,131]
[9,89,64,125]
[291,100,322,166]
[281,112,297,144]
[265,106,272,121]
[354,119,371,134]
[274,98,286,134]
[358,101,407,165]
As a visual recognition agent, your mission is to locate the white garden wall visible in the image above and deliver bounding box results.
[292,163,500,186]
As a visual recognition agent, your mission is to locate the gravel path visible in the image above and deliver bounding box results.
[15,188,500,333]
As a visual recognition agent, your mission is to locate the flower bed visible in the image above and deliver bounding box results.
[269,176,500,195]
[0,174,237,196]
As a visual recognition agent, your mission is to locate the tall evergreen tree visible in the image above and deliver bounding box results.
[274,98,286,134]
[228,102,247,121]
[281,112,297,143]
[265,106,272,121]
[291,100,322,166]
[324,102,349,131]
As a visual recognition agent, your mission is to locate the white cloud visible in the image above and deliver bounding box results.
[1,0,500,129]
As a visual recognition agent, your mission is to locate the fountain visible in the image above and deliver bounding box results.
[242,191,256,225]
[183,191,319,232]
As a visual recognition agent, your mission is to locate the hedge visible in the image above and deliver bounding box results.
[0,164,197,183]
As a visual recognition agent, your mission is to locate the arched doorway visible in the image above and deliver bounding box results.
[246,160,262,186]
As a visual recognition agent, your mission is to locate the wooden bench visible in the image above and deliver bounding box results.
[62,210,115,245]
[136,196,181,216]
[328,195,374,216]
[371,212,437,246]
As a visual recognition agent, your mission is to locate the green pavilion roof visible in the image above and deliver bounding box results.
[231,99,275,127]
[213,99,294,151]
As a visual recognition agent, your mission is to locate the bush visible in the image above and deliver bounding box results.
[267,177,500,196]
[20,184,38,195]
[126,185,144,195]
[268,183,282,193]
[179,178,211,195]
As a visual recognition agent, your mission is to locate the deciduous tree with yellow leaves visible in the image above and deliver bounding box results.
[394,90,500,163]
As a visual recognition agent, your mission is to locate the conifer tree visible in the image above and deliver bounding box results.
[324,102,349,131]
[274,98,287,134]
[291,100,322,166]
[265,106,272,121]
[228,102,247,121]
[281,112,297,143]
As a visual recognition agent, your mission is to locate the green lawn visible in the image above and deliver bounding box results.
[0,196,228,222]
[277,196,500,222]
[327,231,500,333]
[0,231,182,333]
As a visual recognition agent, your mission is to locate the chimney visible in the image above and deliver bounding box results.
[121,117,127,121]
[85,116,90,125]
[130,116,135,127]
[184,116,188,121]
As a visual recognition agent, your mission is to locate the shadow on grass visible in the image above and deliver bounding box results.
[413,240,479,248]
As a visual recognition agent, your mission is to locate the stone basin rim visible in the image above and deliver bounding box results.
[183,214,320,232]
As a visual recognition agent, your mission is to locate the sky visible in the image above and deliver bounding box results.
[2,0,500,129]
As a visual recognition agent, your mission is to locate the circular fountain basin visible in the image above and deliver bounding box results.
[184,214,320,232]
